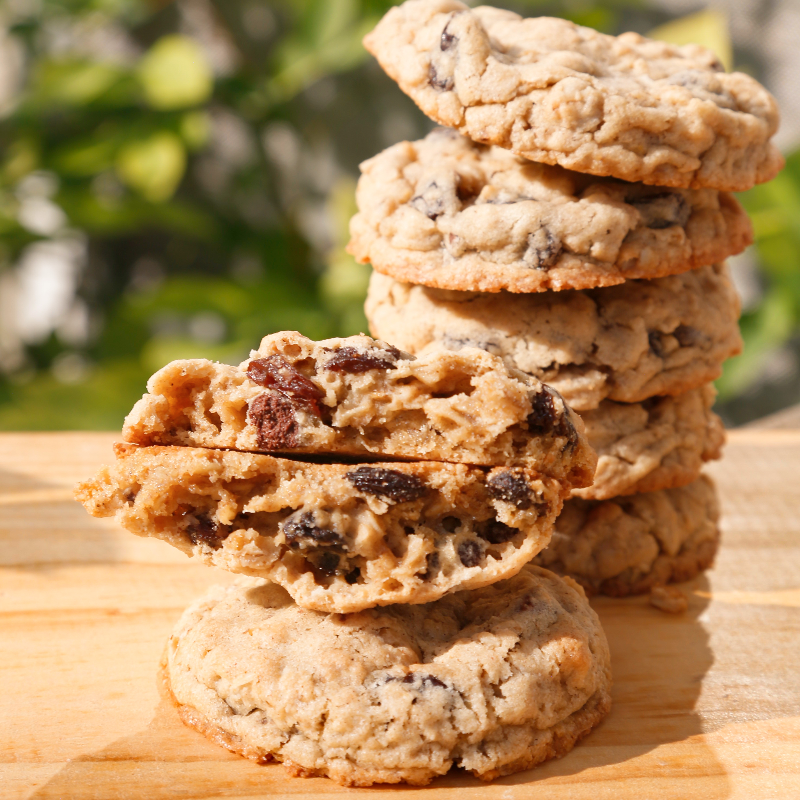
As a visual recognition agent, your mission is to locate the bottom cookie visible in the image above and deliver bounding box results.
[165,566,612,786]
[535,476,719,596]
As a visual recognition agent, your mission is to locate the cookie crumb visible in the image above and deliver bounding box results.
[649,585,688,614]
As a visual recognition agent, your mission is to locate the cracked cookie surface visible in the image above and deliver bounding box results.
[365,0,782,191]
[122,330,595,487]
[350,130,752,293]
[535,475,719,594]
[366,264,742,411]
[165,565,611,786]
[76,444,566,612]
[577,384,724,500]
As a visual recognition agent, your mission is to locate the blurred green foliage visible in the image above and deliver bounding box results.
[718,150,800,399]
[0,0,797,430]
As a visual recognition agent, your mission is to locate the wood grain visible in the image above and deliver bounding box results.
[2,431,800,799]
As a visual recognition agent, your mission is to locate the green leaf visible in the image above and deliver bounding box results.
[0,138,39,184]
[180,110,211,150]
[138,36,213,110]
[51,137,118,177]
[32,60,126,107]
[268,0,375,104]
[115,132,186,202]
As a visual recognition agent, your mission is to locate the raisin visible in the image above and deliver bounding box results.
[673,324,708,348]
[247,393,298,450]
[648,331,665,358]
[486,472,531,509]
[314,551,340,575]
[526,389,559,434]
[629,193,691,230]
[458,540,482,568]
[247,356,323,415]
[441,516,460,533]
[323,346,399,373]
[527,388,579,452]
[346,467,428,503]
[401,673,447,689]
[518,593,546,613]
[523,227,562,270]
[441,19,457,50]
[419,551,440,581]
[282,511,342,549]
[411,178,452,220]
[428,63,454,91]
[186,514,228,550]
[480,520,519,545]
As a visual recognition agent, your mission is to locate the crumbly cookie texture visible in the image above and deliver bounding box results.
[122,331,596,487]
[76,444,566,613]
[578,384,724,500]
[366,264,742,411]
[349,130,753,293]
[535,476,719,595]
[165,566,611,786]
[365,0,782,191]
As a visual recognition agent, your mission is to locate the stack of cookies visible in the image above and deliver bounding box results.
[77,330,612,785]
[354,0,782,600]
[75,1,783,786]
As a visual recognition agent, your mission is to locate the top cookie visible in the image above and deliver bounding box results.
[364,0,782,191]
[123,331,596,487]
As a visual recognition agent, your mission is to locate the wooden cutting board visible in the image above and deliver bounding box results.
[3,431,800,800]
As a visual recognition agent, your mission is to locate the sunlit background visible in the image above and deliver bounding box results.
[0,0,798,430]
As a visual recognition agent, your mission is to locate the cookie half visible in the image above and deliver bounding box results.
[535,476,720,595]
[366,264,742,411]
[365,0,782,191]
[76,444,566,612]
[578,384,724,500]
[165,565,611,785]
[123,331,596,487]
[350,130,753,293]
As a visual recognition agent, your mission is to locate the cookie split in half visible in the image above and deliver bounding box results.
[535,475,719,595]
[367,264,742,411]
[165,565,611,785]
[123,330,596,487]
[365,0,782,191]
[350,129,753,293]
[77,444,567,612]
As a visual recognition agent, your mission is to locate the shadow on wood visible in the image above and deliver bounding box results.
[29,577,730,799]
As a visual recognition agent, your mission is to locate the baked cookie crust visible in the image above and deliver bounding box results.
[366,264,742,411]
[365,0,782,191]
[350,130,753,293]
[76,444,566,612]
[577,384,724,500]
[165,566,611,785]
[535,475,720,594]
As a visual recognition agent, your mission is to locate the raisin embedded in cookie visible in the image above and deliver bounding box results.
[364,0,782,191]
[366,264,742,411]
[577,384,724,501]
[535,475,720,595]
[76,444,566,612]
[122,330,596,488]
[349,130,753,293]
[164,565,611,785]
